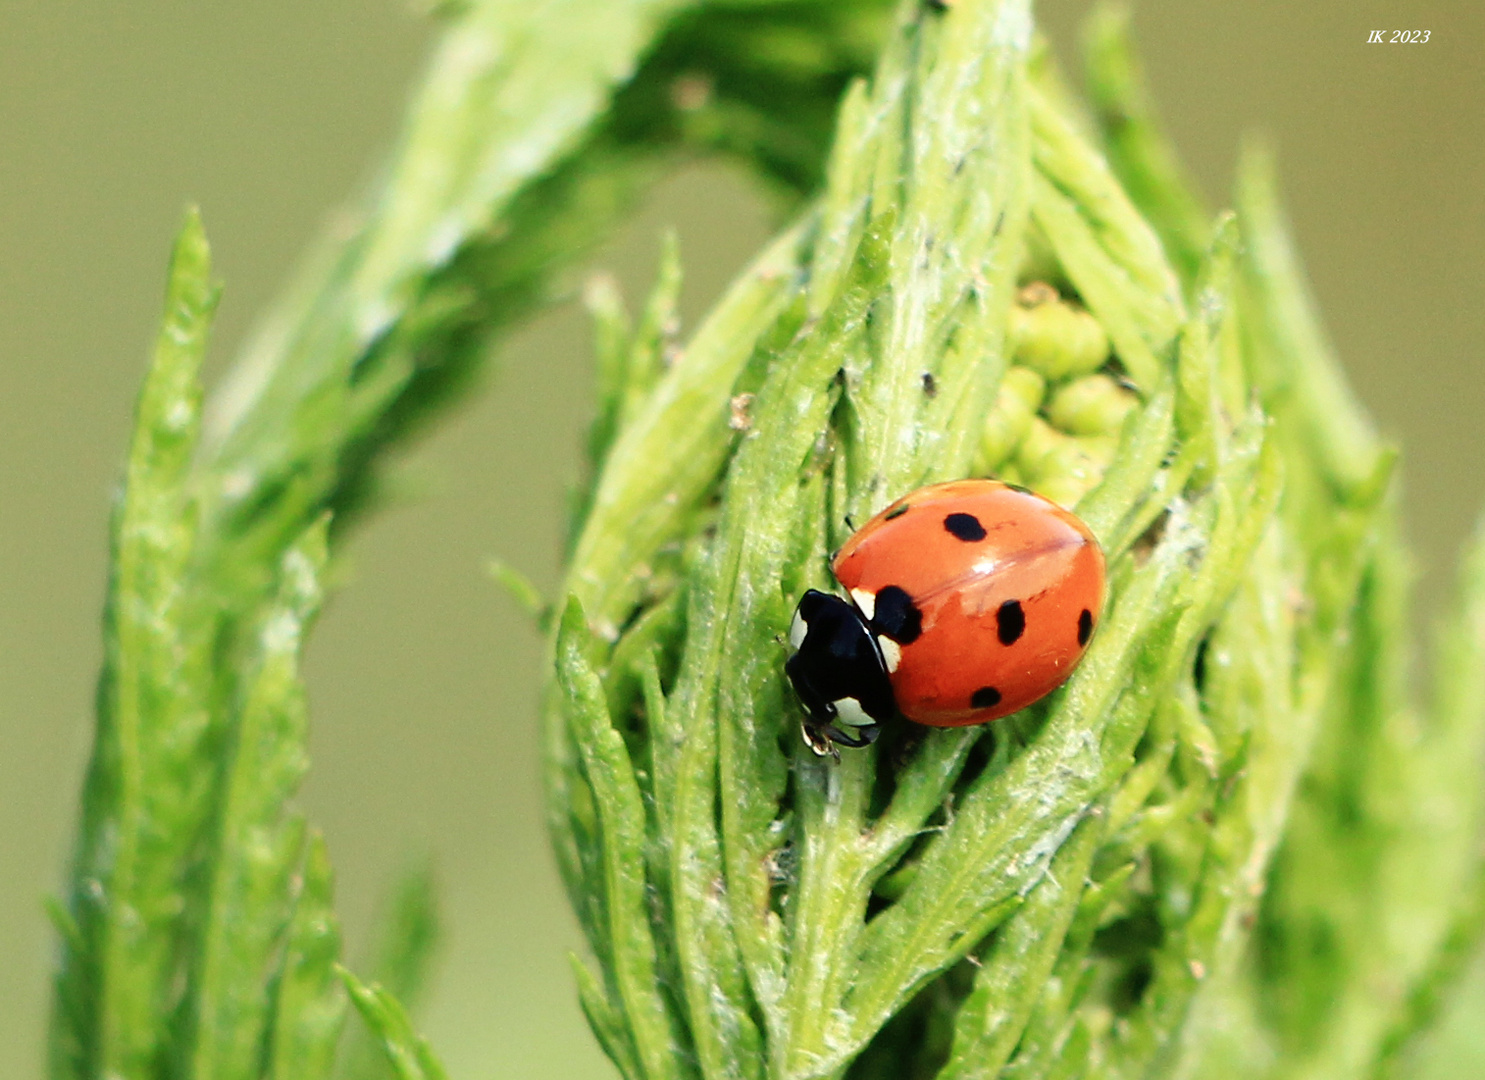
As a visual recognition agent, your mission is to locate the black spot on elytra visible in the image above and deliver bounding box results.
[884,503,910,521]
[944,512,986,542]
[997,600,1025,645]
[1078,609,1094,646]
[971,686,1002,709]
[871,585,923,645]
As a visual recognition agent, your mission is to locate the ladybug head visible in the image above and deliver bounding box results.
[784,589,897,753]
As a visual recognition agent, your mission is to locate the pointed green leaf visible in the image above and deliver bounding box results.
[187,519,328,1080]
[50,208,219,1080]
[339,970,448,1080]
[269,831,348,1080]
[558,597,689,1080]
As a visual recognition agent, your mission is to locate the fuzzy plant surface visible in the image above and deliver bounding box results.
[545,3,1485,1080]
[45,2,888,1079]
[43,1,1485,1080]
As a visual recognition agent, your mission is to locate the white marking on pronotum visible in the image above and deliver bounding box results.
[850,588,877,621]
[789,609,808,650]
[879,637,902,673]
[832,697,873,728]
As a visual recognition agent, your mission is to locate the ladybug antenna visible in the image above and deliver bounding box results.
[843,514,857,531]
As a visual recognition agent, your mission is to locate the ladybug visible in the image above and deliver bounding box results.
[786,479,1105,754]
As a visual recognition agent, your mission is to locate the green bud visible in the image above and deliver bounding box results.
[1016,416,1119,509]
[1013,416,1063,477]
[977,365,1047,472]
[1010,295,1111,381]
[1028,467,1101,512]
[989,459,1026,488]
[1045,373,1140,436]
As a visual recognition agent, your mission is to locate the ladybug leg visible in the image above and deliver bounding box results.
[801,719,880,756]
[801,721,842,761]
[824,721,880,748]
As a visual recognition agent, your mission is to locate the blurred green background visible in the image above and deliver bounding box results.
[2,2,1482,1078]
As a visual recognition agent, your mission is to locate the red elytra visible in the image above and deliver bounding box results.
[831,479,1105,726]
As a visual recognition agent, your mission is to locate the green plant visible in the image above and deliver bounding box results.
[44,2,1485,1080]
